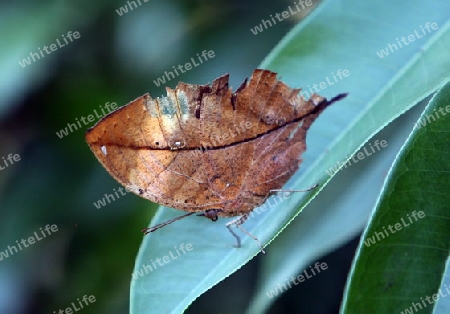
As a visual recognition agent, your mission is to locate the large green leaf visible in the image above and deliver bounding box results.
[341,81,450,313]
[246,97,430,314]
[131,0,450,312]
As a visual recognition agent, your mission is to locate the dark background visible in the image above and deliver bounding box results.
[0,0,359,313]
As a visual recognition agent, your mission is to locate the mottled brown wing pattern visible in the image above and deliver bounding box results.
[85,69,330,217]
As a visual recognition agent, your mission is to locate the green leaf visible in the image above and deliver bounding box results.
[131,0,450,312]
[341,81,450,313]
[247,97,429,314]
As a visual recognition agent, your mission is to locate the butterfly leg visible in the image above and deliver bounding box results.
[226,214,265,254]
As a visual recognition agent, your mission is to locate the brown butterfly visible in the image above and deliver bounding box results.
[85,69,346,253]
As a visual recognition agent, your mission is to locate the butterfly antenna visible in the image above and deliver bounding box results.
[270,183,319,194]
[328,93,348,105]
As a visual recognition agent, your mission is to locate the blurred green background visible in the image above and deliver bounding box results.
[0,0,363,313]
